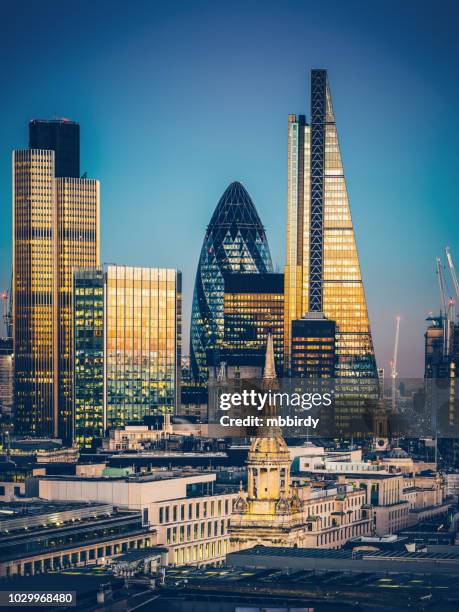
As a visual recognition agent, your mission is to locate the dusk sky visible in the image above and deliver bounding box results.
[1,0,458,376]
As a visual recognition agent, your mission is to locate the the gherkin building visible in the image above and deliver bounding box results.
[190,181,273,381]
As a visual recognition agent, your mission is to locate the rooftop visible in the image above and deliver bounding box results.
[0,500,107,522]
[112,546,168,563]
[228,544,459,563]
[38,469,215,484]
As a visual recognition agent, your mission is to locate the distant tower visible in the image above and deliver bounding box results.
[372,398,390,451]
[0,288,13,420]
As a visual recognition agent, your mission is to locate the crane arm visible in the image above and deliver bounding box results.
[446,247,459,302]
[391,316,400,378]
[436,257,448,316]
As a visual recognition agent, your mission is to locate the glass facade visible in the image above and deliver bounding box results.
[105,265,181,428]
[56,178,100,441]
[74,269,104,449]
[424,318,450,378]
[222,273,284,375]
[73,265,182,446]
[190,182,273,381]
[29,119,80,178]
[13,136,100,441]
[284,70,377,380]
[13,150,55,437]
[291,316,336,378]
[0,338,13,417]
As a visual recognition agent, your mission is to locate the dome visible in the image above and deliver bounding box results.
[248,435,290,459]
[207,182,265,230]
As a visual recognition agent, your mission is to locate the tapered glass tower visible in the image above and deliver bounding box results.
[190,182,273,381]
[284,70,376,383]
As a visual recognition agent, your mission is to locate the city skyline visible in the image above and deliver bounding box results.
[1,0,458,377]
[0,2,458,603]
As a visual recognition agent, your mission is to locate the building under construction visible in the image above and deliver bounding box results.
[424,248,459,450]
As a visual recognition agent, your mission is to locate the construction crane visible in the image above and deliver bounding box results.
[446,247,459,302]
[436,256,451,357]
[390,315,400,414]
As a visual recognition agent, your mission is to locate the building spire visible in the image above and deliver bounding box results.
[264,332,276,380]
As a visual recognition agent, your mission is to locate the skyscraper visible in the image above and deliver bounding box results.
[424,317,448,379]
[284,70,377,384]
[0,338,13,421]
[222,272,284,374]
[29,119,80,178]
[73,268,104,449]
[0,289,13,422]
[74,265,182,448]
[291,314,336,378]
[13,122,99,441]
[190,181,273,382]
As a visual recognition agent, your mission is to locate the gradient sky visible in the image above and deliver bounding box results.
[1,0,458,376]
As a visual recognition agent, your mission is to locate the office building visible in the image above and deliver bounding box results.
[283,70,377,383]
[0,338,13,419]
[424,316,449,378]
[73,268,104,448]
[0,501,152,577]
[190,182,273,382]
[291,314,336,378]
[222,272,284,375]
[297,445,448,535]
[227,546,459,578]
[73,265,181,448]
[13,122,99,441]
[29,118,80,178]
[38,471,237,566]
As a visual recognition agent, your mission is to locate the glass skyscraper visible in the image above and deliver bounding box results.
[291,315,336,378]
[73,268,104,449]
[222,272,284,375]
[74,265,182,447]
[284,70,377,381]
[13,129,100,441]
[190,181,273,381]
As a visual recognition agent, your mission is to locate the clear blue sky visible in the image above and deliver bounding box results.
[1,0,458,376]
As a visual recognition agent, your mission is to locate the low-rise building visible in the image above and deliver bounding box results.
[102,421,173,452]
[298,445,448,536]
[0,501,152,577]
[37,470,237,567]
[445,472,459,501]
[227,545,459,576]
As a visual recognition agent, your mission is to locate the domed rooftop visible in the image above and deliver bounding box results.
[208,181,264,230]
[249,435,290,458]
